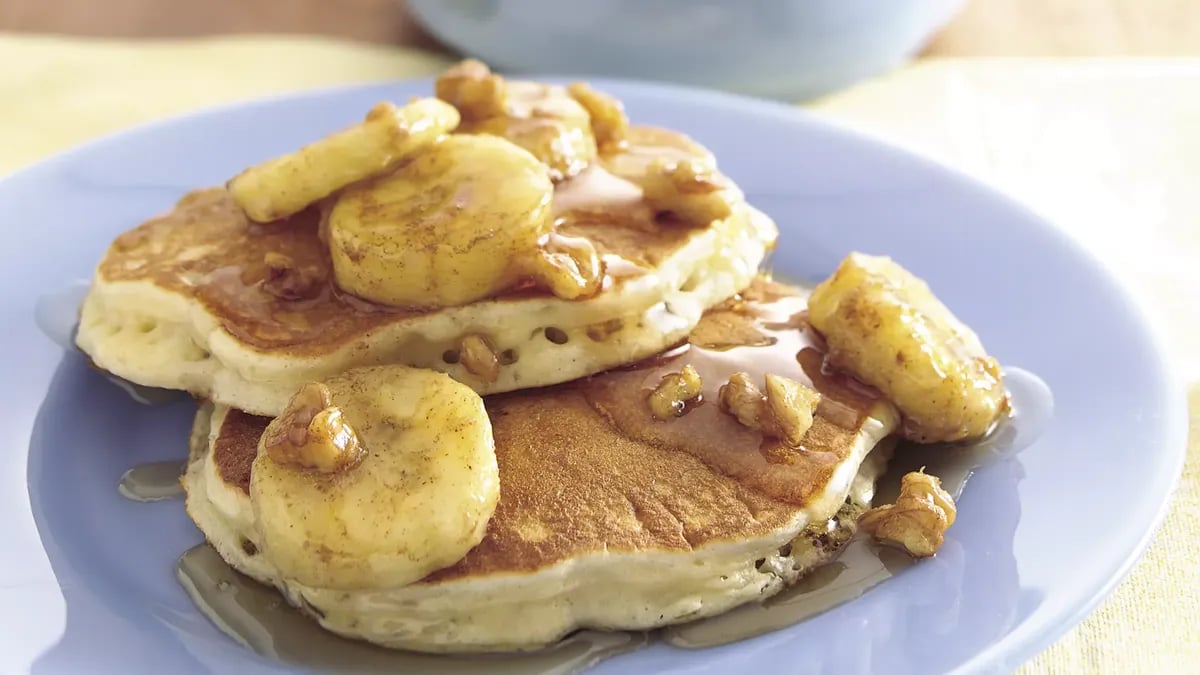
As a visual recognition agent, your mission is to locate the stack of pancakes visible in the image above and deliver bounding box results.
[76,63,910,653]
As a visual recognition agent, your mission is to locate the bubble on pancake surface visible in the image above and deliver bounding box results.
[250,366,498,590]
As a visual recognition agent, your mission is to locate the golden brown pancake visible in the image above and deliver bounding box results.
[95,183,692,355]
[77,126,777,415]
[183,280,899,651]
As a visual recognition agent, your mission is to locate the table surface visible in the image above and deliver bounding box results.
[2,0,1198,56]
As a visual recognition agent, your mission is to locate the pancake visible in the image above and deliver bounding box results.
[183,280,900,652]
[77,127,775,416]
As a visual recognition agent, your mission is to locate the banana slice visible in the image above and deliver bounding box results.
[250,366,498,591]
[807,253,1008,443]
[328,133,554,308]
[437,60,597,181]
[229,98,460,223]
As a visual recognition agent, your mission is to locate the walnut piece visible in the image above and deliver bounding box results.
[858,472,957,558]
[718,372,820,445]
[532,232,603,300]
[641,158,737,225]
[262,251,323,300]
[262,382,364,473]
[567,82,629,150]
[586,318,624,342]
[763,374,821,446]
[648,365,703,420]
[459,334,500,383]
[434,59,508,121]
[719,372,765,428]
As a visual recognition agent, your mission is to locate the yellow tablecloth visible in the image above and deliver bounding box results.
[2,34,1196,672]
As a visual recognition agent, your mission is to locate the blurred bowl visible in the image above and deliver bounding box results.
[408,0,965,100]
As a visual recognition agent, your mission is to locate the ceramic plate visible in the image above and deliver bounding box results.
[0,79,1186,674]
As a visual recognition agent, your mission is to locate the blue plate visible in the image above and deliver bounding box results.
[0,79,1186,674]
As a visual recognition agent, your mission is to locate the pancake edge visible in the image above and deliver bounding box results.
[183,403,894,653]
[79,204,775,416]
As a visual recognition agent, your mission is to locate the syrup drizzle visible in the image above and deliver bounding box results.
[118,460,186,502]
[178,543,648,675]
[664,367,1051,648]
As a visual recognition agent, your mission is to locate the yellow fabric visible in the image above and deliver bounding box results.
[1,34,1196,670]
[0,34,451,173]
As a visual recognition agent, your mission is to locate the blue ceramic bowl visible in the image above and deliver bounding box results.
[408,0,966,100]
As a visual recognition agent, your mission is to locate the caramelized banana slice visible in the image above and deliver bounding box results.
[250,366,498,591]
[229,98,460,222]
[808,253,1007,443]
[437,60,597,181]
[328,134,554,308]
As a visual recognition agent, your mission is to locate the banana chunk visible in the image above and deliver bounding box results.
[328,133,554,308]
[250,366,498,591]
[437,60,597,181]
[808,253,1007,443]
[229,98,460,222]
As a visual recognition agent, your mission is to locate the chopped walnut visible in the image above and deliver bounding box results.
[763,374,820,446]
[434,59,508,121]
[263,382,364,473]
[642,158,737,225]
[532,232,603,299]
[648,365,703,420]
[718,372,820,446]
[262,251,323,300]
[567,82,629,150]
[586,318,624,342]
[459,334,500,383]
[719,372,765,428]
[858,472,957,558]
